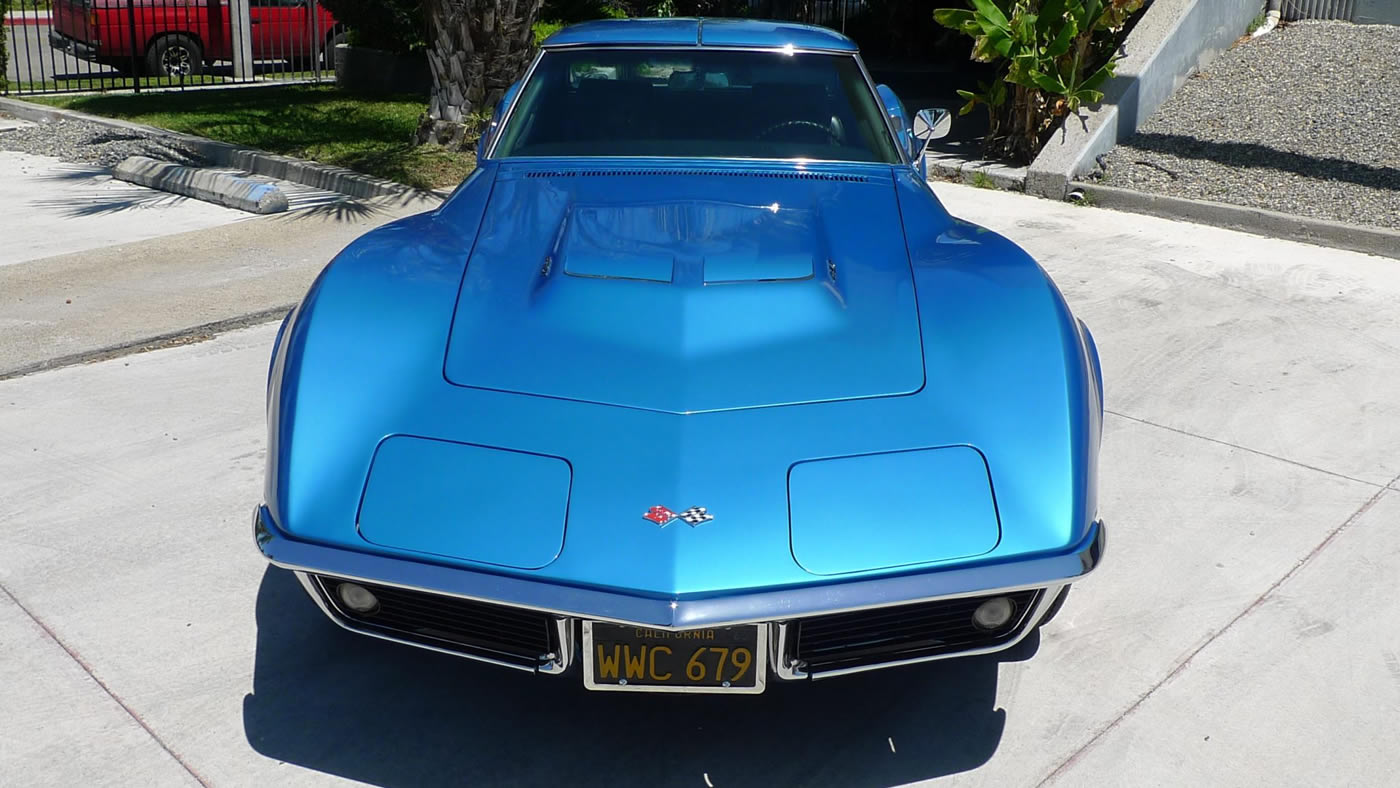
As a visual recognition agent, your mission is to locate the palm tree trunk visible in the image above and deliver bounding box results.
[417,0,543,150]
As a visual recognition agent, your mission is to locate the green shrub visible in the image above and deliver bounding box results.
[533,20,565,46]
[935,0,1146,163]
[1,1,10,94]
[542,0,630,21]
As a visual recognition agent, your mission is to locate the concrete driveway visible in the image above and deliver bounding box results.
[0,149,251,267]
[1,182,1396,787]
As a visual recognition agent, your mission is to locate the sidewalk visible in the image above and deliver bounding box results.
[0,187,441,378]
[2,10,50,25]
[1,149,250,268]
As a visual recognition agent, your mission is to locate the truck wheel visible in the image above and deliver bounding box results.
[322,32,348,70]
[146,34,204,78]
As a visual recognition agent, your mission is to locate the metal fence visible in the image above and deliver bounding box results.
[3,0,347,95]
[752,0,869,33]
[1283,0,1400,23]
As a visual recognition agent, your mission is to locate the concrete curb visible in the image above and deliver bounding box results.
[1074,181,1400,261]
[0,95,430,201]
[925,151,1027,191]
[115,155,289,214]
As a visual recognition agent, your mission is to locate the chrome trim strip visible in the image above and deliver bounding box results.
[257,507,1104,631]
[580,620,769,694]
[540,617,575,675]
[771,621,806,680]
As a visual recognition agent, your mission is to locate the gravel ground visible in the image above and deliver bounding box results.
[0,113,204,168]
[1099,21,1400,230]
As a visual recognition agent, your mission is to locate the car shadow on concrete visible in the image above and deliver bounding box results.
[243,566,1030,787]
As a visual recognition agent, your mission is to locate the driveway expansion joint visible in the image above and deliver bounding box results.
[1035,475,1400,786]
[1105,410,1386,490]
[0,582,212,787]
[0,304,293,382]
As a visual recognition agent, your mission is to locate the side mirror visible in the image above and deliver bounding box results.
[477,80,522,160]
[912,108,952,148]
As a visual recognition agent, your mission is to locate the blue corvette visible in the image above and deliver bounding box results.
[255,18,1105,694]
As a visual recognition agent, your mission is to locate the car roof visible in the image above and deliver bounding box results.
[540,18,859,53]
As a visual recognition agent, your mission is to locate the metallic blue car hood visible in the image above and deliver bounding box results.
[266,161,1100,598]
[444,164,924,413]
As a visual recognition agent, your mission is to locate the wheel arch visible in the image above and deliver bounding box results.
[144,30,207,59]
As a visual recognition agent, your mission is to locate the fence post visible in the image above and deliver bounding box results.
[229,0,253,79]
[309,0,321,81]
[125,0,141,91]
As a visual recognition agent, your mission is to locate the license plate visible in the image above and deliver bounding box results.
[582,621,767,694]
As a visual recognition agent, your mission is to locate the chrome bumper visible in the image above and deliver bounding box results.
[256,507,1103,680]
[255,506,1103,630]
[48,30,99,61]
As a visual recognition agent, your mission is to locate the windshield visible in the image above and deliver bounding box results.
[492,48,901,163]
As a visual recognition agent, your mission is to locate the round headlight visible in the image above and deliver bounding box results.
[337,582,379,614]
[972,596,1016,630]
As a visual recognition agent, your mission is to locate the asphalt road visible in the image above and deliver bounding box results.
[3,20,328,89]
[2,183,1397,786]
[4,22,125,87]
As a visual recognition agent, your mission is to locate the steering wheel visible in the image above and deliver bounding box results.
[757,119,842,144]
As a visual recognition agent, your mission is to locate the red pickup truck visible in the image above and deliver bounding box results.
[50,0,341,77]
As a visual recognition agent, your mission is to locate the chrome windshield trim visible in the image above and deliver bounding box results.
[852,53,911,166]
[483,48,545,159]
[257,507,1104,631]
[539,43,859,55]
[486,46,903,164]
[494,154,903,168]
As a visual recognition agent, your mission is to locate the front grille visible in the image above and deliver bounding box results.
[523,168,869,183]
[310,575,559,669]
[793,590,1041,674]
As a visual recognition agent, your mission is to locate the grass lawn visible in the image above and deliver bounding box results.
[32,84,475,190]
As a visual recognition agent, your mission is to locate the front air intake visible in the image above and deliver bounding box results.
[310,575,561,670]
[792,590,1042,674]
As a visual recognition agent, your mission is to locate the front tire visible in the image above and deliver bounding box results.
[321,32,347,70]
[146,34,204,78]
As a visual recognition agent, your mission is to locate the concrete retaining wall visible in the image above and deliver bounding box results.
[1026,0,1264,199]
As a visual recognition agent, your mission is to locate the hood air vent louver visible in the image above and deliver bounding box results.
[523,169,869,183]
